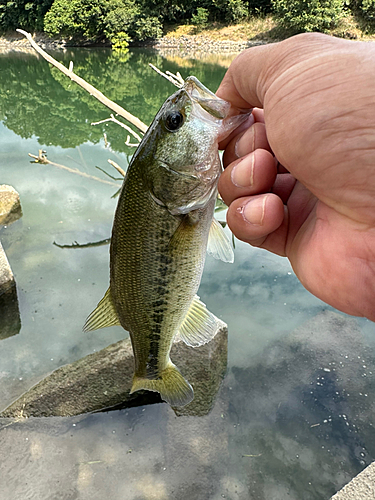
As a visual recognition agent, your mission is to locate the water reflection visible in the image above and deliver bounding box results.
[0,48,228,153]
[223,310,375,499]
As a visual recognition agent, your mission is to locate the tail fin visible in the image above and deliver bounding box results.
[130,362,194,407]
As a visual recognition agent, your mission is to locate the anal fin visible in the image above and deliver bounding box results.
[83,287,120,332]
[174,295,220,347]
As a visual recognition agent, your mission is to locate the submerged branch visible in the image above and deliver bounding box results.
[53,238,111,249]
[29,150,118,187]
[95,160,125,181]
[95,166,123,181]
[17,29,148,134]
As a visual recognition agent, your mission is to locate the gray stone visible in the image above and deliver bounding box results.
[0,241,21,340]
[0,241,14,293]
[171,320,228,417]
[330,462,375,499]
[0,282,21,340]
[1,321,228,418]
[0,185,22,226]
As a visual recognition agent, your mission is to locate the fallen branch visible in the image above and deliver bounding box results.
[91,114,143,144]
[107,159,126,177]
[124,136,139,147]
[149,64,184,88]
[17,29,148,134]
[29,150,118,187]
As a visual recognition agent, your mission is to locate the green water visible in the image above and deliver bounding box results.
[0,47,374,500]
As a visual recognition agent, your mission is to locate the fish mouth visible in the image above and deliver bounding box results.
[184,76,230,120]
[183,76,251,141]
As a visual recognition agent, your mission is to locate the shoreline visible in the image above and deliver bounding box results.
[0,31,268,56]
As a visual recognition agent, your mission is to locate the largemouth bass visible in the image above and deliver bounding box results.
[84,76,241,406]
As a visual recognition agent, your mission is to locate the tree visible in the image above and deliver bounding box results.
[272,0,345,32]
[44,0,162,42]
[0,0,53,31]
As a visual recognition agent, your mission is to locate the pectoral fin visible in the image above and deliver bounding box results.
[207,217,234,263]
[83,287,120,332]
[175,295,220,347]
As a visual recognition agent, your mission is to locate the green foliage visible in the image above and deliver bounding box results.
[44,0,162,42]
[132,16,163,40]
[349,0,375,31]
[191,7,209,28]
[272,0,345,32]
[361,0,375,25]
[103,2,139,39]
[44,0,108,40]
[110,31,131,50]
[248,0,272,14]
[214,0,249,22]
[0,0,53,31]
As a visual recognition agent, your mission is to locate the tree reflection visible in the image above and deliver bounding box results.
[0,48,227,153]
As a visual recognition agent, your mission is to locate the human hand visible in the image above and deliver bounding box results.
[217,33,375,321]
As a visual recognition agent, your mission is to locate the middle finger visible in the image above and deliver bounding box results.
[223,121,272,167]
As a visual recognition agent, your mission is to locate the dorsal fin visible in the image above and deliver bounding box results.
[83,287,121,332]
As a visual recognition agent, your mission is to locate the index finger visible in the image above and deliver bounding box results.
[218,108,265,151]
[216,44,274,110]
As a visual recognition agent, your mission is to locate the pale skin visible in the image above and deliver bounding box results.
[216,33,375,321]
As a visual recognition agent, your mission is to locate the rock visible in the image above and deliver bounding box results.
[0,185,22,226]
[330,462,375,499]
[0,241,21,340]
[0,321,228,418]
[170,320,228,417]
[0,241,14,294]
[151,36,267,57]
[0,282,21,341]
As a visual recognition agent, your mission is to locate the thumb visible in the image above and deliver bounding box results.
[216,33,345,111]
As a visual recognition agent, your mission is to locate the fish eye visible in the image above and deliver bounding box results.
[165,111,184,132]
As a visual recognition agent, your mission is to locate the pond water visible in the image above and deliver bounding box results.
[0,46,374,500]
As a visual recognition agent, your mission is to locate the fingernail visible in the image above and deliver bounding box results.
[234,125,254,158]
[239,197,266,226]
[231,153,255,188]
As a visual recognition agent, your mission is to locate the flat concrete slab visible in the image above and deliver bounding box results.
[330,461,375,499]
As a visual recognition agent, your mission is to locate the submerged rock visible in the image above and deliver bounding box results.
[1,321,227,418]
[0,185,22,226]
[0,242,21,340]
